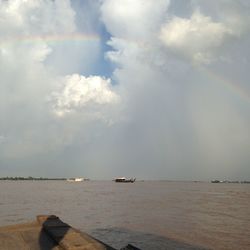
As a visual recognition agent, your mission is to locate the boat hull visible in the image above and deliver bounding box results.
[115,178,136,183]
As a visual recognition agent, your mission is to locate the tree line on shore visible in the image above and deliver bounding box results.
[0,176,66,180]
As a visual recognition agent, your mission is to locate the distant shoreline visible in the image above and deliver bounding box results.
[0,177,66,181]
[0,177,249,183]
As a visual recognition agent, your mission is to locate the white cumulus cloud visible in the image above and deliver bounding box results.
[159,10,234,64]
[51,74,119,117]
[101,0,169,40]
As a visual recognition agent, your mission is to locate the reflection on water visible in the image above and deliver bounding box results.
[0,181,249,249]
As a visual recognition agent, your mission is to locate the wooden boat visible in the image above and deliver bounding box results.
[0,215,141,250]
[0,215,115,250]
[115,177,136,183]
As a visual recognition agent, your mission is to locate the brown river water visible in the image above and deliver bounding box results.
[0,181,249,249]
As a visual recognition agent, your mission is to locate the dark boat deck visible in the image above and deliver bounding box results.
[0,215,116,250]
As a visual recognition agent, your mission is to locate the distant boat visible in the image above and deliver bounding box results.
[67,178,85,182]
[211,180,221,183]
[114,177,136,183]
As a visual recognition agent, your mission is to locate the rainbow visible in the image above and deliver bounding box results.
[196,65,250,104]
[0,33,100,46]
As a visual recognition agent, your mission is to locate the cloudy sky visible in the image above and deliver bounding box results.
[0,0,249,180]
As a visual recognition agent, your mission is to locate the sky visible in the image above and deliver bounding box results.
[0,0,249,180]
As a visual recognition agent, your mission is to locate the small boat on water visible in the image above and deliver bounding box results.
[67,177,86,182]
[114,177,136,183]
